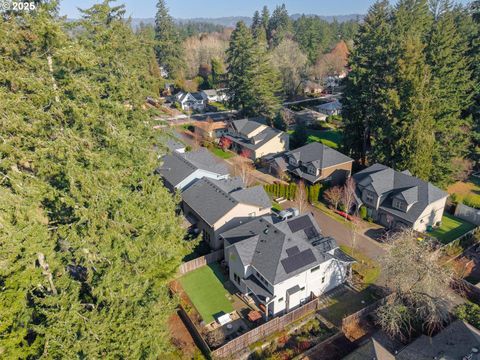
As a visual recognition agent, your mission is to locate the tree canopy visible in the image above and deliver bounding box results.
[0,2,188,357]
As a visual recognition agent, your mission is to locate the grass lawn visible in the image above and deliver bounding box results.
[319,287,378,325]
[340,245,381,286]
[209,101,228,111]
[179,263,234,324]
[429,214,476,244]
[307,129,343,149]
[313,202,354,229]
[271,201,283,212]
[210,147,235,159]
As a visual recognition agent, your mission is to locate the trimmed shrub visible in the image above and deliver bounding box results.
[463,195,480,209]
[359,205,367,220]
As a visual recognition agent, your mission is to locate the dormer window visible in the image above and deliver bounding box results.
[393,199,406,211]
[365,191,374,204]
[289,157,296,166]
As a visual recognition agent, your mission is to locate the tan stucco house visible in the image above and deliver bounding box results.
[181,177,271,249]
[223,118,289,160]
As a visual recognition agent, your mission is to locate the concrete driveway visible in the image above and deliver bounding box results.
[283,201,387,260]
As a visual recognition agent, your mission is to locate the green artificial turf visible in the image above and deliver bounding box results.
[430,214,476,244]
[179,263,234,323]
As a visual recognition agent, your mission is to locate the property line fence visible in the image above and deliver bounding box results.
[177,306,212,356]
[455,203,480,226]
[178,249,224,275]
[341,295,391,334]
[211,298,319,359]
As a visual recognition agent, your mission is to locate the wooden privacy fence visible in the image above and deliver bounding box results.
[341,296,390,333]
[211,298,319,359]
[178,249,224,275]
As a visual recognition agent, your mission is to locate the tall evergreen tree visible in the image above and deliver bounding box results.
[154,0,184,78]
[268,4,292,47]
[226,21,281,119]
[343,0,474,185]
[342,1,394,164]
[0,2,188,357]
[469,1,480,166]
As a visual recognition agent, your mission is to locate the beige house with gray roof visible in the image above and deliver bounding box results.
[181,177,271,249]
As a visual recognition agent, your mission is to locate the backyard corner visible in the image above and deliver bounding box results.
[429,214,476,244]
[178,263,234,324]
[307,129,343,149]
[210,146,235,159]
[448,176,480,209]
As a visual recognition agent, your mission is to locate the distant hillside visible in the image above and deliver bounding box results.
[129,14,363,29]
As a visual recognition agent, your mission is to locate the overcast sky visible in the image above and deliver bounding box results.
[60,0,472,19]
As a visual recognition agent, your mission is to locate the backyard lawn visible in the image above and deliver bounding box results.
[210,147,235,159]
[307,129,343,149]
[430,214,476,244]
[179,263,234,324]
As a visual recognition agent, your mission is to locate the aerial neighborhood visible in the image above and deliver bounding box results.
[152,0,480,357]
[5,0,480,359]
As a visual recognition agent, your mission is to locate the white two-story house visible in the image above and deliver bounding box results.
[175,91,207,111]
[353,164,448,232]
[221,214,354,319]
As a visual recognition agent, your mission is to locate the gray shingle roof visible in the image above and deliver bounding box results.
[353,163,448,224]
[181,177,271,225]
[347,320,480,360]
[221,214,348,285]
[226,118,286,152]
[287,142,353,170]
[158,148,229,188]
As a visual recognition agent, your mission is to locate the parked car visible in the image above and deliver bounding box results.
[278,208,299,221]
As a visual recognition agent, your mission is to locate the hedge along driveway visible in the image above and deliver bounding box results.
[430,214,477,244]
[179,263,234,324]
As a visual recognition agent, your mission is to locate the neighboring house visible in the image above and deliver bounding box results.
[353,164,448,232]
[293,109,327,126]
[181,177,271,250]
[165,139,186,154]
[193,121,227,141]
[343,320,480,360]
[221,213,354,319]
[317,100,342,116]
[201,89,228,103]
[157,148,229,192]
[303,81,324,95]
[267,142,353,185]
[224,118,289,160]
[175,92,208,111]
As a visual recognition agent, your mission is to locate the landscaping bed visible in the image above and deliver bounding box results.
[250,316,335,360]
[429,214,476,244]
[178,263,234,324]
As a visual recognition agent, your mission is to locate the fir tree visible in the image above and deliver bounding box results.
[154,0,184,78]
[226,21,281,120]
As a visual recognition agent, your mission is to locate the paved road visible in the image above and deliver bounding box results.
[283,201,387,260]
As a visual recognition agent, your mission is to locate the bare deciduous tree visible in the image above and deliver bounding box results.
[295,180,308,214]
[230,156,254,186]
[270,38,308,96]
[183,33,228,78]
[342,177,356,216]
[323,186,343,210]
[376,229,456,340]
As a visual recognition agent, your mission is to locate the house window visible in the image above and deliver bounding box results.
[321,276,325,283]
[365,192,374,204]
[393,199,406,211]
[248,212,256,217]
[311,266,320,273]
[300,286,305,291]
[233,273,240,285]
[278,297,284,302]
[203,230,210,243]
